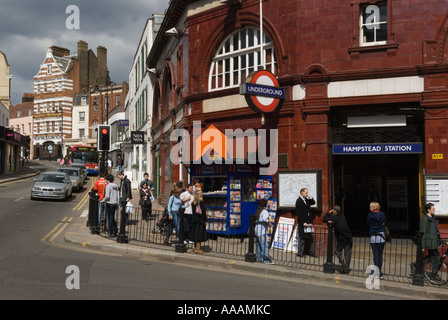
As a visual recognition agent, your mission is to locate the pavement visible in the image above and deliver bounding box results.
[3,161,448,300]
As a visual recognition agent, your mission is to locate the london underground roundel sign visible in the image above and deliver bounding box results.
[240,70,285,113]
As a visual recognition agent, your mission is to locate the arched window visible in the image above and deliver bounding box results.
[209,27,277,91]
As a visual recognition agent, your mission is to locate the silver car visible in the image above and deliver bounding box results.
[31,172,73,201]
[69,163,87,185]
[57,167,83,192]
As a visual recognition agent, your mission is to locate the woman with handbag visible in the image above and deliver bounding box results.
[139,182,152,222]
[190,191,208,254]
[367,201,387,279]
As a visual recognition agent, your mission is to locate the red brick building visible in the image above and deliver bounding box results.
[148,0,448,235]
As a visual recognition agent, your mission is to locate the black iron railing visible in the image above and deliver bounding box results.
[89,202,445,288]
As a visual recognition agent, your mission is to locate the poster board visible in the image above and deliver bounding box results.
[272,217,295,251]
[277,171,321,209]
[286,226,299,253]
[425,175,448,216]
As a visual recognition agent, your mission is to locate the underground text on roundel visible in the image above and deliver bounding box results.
[177,304,271,317]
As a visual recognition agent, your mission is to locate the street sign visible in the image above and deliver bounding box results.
[240,70,285,114]
[131,131,145,144]
[118,119,129,126]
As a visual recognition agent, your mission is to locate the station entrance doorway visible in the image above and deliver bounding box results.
[333,153,421,235]
[330,106,425,236]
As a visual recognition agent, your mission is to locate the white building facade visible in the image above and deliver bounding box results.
[124,15,163,187]
[68,93,89,146]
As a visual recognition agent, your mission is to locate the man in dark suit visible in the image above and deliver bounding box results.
[118,171,132,204]
[295,188,316,257]
[117,171,132,232]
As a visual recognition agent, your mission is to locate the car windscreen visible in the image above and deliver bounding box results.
[58,169,79,176]
[38,174,67,183]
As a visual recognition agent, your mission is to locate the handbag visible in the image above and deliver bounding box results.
[384,224,392,242]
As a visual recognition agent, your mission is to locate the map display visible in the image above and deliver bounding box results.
[278,171,320,209]
[425,176,448,216]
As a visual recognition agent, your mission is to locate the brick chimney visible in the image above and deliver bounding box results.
[22,93,34,103]
[50,46,70,57]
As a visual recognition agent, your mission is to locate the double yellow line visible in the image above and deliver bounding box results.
[41,216,118,256]
[72,176,97,211]
[41,217,73,246]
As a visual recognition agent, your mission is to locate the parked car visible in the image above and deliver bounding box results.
[57,167,84,192]
[70,162,87,184]
[31,172,73,201]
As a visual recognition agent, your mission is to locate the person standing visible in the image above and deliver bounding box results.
[420,203,441,279]
[139,172,153,190]
[164,184,183,245]
[93,172,108,226]
[107,157,113,175]
[102,175,120,238]
[294,188,316,257]
[180,184,194,243]
[255,199,273,264]
[116,155,123,174]
[367,201,386,279]
[118,171,132,223]
[190,190,208,254]
[323,205,353,274]
[139,182,152,221]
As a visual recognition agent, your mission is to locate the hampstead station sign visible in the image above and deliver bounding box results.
[333,143,423,155]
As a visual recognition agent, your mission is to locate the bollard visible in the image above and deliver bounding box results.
[245,215,257,263]
[323,221,335,274]
[116,202,128,243]
[412,231,424,286]
[175,207,187,253]
[87,189,99,234]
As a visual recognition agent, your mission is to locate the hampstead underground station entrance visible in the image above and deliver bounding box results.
[330,110,424,236]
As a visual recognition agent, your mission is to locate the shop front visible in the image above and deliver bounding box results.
[0,126,6,174]
[4,128,29,173]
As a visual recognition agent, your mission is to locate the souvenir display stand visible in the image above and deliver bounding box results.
[190,164,276,235]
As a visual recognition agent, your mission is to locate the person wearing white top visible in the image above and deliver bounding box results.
[255,199,273,264]
[180,184,194,242]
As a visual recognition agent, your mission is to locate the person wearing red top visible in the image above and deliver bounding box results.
[94,172,108,226]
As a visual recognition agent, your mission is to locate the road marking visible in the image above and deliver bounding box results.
[14,196,24,202]
[41,216,119,257]
[80,210,88,217]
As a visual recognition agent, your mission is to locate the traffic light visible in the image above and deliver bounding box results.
[98,125,111,151]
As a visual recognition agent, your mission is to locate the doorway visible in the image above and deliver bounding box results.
[333,154,420,235]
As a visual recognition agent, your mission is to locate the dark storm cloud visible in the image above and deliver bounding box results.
[0,0,168,104]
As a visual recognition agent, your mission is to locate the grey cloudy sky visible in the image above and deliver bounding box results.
[1,0,169,105]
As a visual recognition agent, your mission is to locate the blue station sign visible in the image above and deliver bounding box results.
[333,143,423,155]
